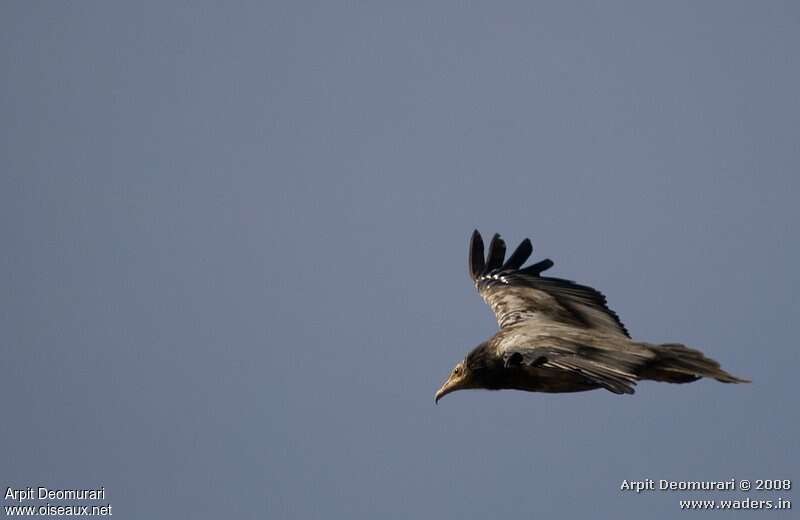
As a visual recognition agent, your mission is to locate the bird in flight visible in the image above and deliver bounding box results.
[435,231,749,403]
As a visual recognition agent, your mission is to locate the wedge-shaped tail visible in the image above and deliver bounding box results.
[640,343,750,385]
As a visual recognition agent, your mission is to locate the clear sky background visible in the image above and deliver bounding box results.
[2,2,798,518]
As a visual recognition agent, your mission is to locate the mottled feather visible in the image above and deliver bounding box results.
[469,230,630,337]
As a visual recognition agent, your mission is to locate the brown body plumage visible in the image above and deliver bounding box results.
[435,231,749,402]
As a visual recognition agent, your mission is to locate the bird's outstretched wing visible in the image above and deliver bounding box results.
[469,230,630,337]
[501,343,648,394]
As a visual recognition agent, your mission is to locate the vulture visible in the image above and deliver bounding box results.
[434,231,749,402]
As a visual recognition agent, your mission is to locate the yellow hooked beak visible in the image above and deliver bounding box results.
[435,364,468,404]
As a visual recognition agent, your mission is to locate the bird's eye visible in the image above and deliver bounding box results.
[453,366,462,376]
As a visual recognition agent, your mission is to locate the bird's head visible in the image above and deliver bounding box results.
[435,360,475,403]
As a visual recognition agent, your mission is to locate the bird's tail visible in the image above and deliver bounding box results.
[639,343,750,385]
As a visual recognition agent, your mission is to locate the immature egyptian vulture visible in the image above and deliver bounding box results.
[434,231,748,402]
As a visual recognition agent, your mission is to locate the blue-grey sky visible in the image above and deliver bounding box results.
[2,2,798,518]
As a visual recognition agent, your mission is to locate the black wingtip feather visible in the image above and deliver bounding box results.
[486,234,506,270]
[519,258,554,275]
[469,230,485,280]
[502,238,533,271]
[471,232,554,278]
